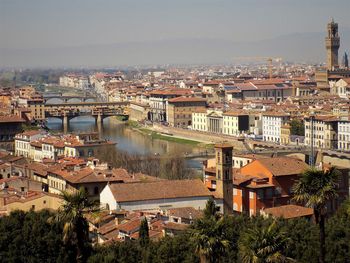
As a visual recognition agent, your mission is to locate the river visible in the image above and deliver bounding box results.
[46,116,205,170]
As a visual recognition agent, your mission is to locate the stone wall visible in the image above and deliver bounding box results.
[153,124,245,150]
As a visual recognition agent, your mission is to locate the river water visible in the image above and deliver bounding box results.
[46,116,204,169]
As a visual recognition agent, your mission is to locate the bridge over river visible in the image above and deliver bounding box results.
[45,101,129,127]
[43,93,98,104]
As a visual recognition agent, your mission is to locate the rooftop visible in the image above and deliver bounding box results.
[263,205,313,219]
[108,179,211,203]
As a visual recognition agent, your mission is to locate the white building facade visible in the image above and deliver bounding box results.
[262,113,290,143]
[338,119,350,151]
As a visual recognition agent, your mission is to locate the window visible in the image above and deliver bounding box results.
[257,189,264,199]
[233,188,237,196]
[94,186,99,195]
[266,188,273,198]
[275,187,282,196]
[249,191,255,199]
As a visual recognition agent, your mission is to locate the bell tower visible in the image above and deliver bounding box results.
[325,19,340,70]
[215,144,233,215]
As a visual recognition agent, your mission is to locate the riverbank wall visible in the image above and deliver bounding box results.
[152,124,246,150]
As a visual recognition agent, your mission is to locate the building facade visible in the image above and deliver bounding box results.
[304,116,338,150]
[167,97,206,128]
[222,112,249,136]
[338,118,350,151]
[262,113,290,143]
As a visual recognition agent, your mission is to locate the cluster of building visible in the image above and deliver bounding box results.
[0,85,47,150]
[1,137,349,242]
[0,19,349,244]
[14,130,115,161]
[59,74,90,90]
[67,20,349,154]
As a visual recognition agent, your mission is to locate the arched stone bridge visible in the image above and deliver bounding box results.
[45,101,129,126]
[43,93,98,104]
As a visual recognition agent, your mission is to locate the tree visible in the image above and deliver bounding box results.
[292,167,339,263]
[190,217,229,263]
[139,217,150,247]
[290,119,305,136]
[0,209,75,263]
[203,198,220,220]
[238,221,293,263]
[280,218,319,263]
[325,199,350,263]
[52,188,98,263]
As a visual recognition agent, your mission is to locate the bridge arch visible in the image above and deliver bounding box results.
[65,98,84,103]
[45,97,65,104]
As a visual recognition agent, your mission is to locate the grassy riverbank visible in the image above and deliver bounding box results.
[125,120,202,145]
[139,127,201,145]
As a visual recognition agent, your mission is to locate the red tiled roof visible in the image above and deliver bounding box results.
[0,115,25,123]
[257,157,309,177]
[168,96,206,103]
[263,205,313,219]
[108,179,211,202]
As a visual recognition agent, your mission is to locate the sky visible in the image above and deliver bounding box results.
[1,0,350,67]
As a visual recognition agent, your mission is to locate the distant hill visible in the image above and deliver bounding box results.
[1,29,350,68]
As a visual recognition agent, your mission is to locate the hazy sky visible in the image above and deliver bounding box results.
[1,0,350,49]
[1,0,350,67]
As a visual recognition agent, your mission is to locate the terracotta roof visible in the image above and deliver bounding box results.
[0,115,25,123]
[108,179,211,202]
[263,205,313,219]
[167,207,203,220]
[263,111,289,117]
[118,218,141,233]
[26,163,48,177]
[223,111,248,116]
[98,219,118,235]
[150,89,192,96]
[257,157,309,177]
[233,172,265,185]
[168,96,207,103]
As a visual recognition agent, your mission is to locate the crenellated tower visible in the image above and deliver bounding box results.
[325,19,340,70]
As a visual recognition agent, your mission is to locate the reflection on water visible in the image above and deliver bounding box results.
[46,117,204,169]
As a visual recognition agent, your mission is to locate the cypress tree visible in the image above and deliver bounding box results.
[139,217,149,247]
